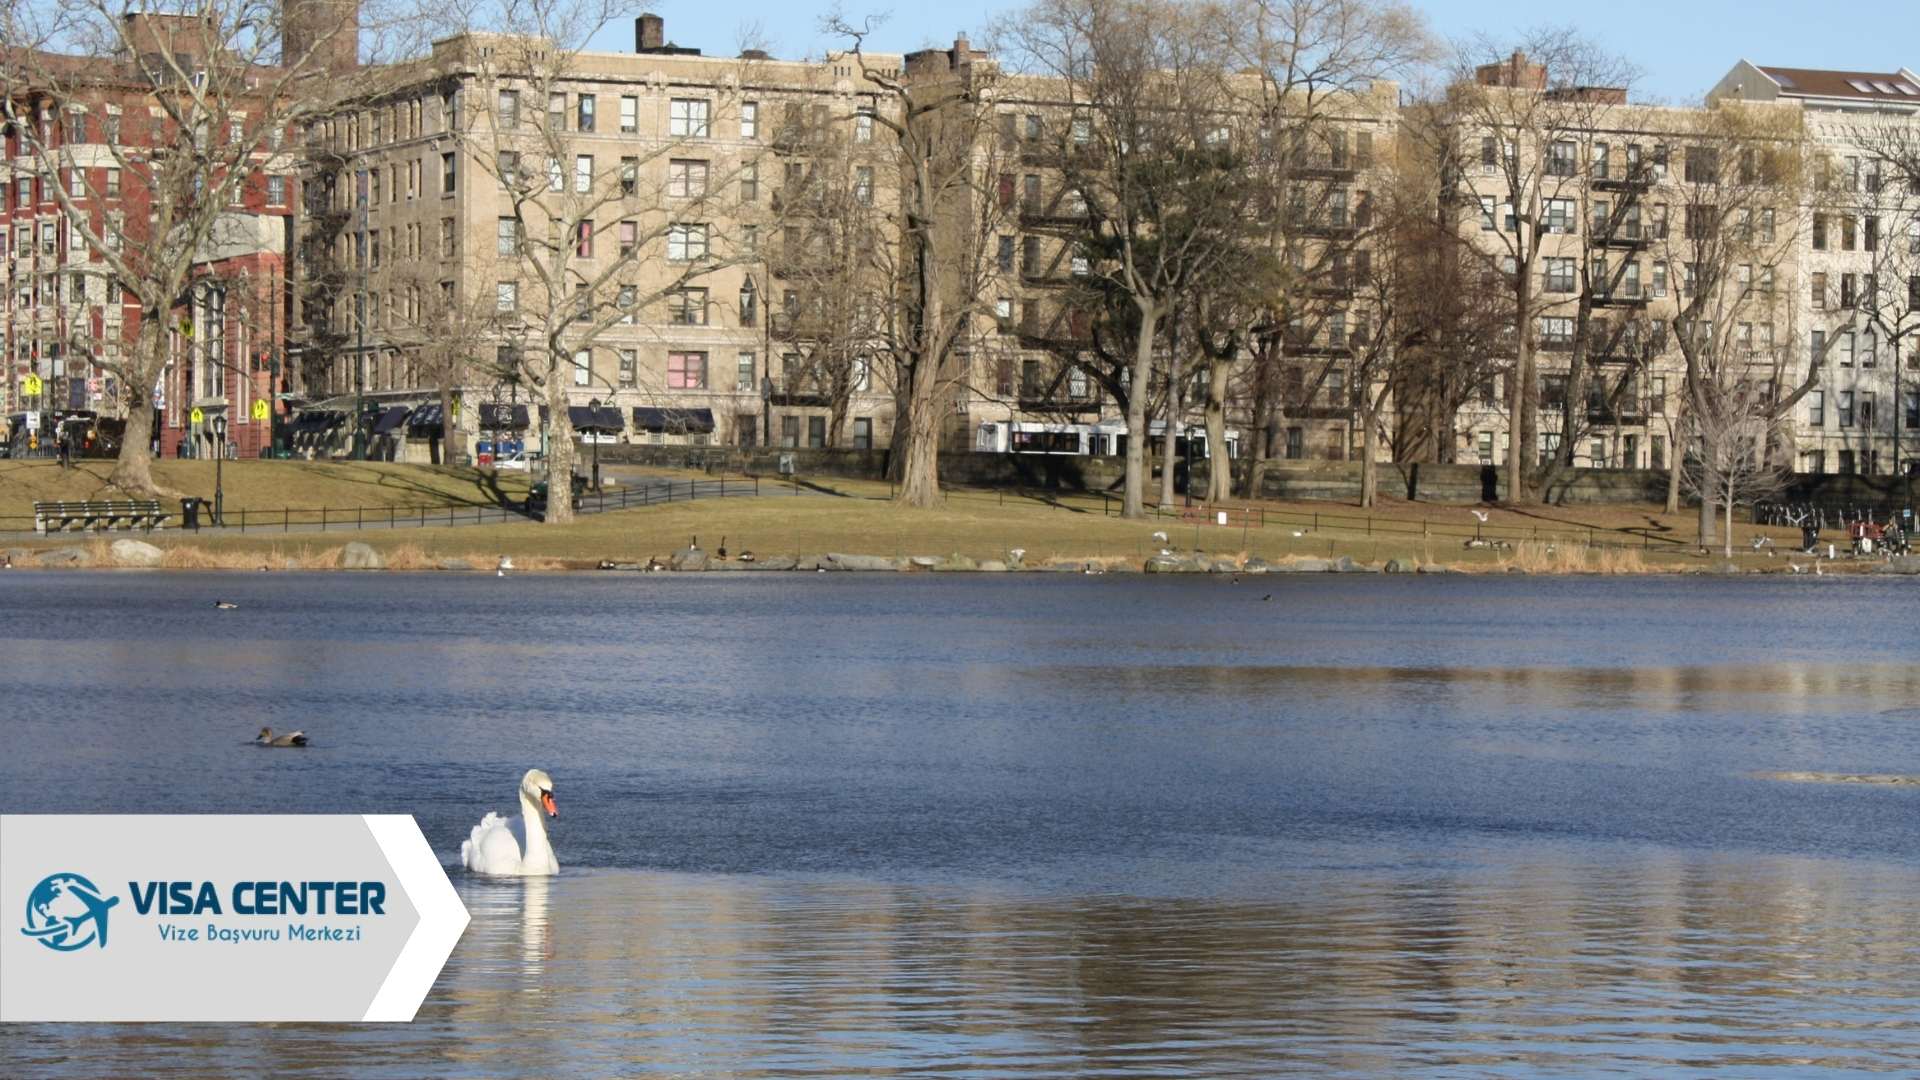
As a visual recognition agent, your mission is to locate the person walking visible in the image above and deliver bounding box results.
[56,422,71,469]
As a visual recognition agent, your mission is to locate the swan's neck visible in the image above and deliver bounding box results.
[519,794,553,862]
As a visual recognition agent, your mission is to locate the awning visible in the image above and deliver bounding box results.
[476,402,530,431]
[371,405,412,435]
[633,407,715,434]
[408,404,445,432]
[293,410,345,432]
[567,405,626,433]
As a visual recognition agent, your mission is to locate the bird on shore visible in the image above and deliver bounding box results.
[1471,510,1490,523]
[1009,547,1026,563]
[737,550,756,563]
[718,536,728,559]
[497,555,514,577]
[1291,529,1310,538]
[213,600,239,610]
[1151,531,1169,544]
[255,727,308,748]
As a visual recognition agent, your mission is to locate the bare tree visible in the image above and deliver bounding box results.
[1681,373,1790,558]
[832,18,1004,507]
[1,0,420,496]
[1447,28,1638,503]
[1004,0,1255,518]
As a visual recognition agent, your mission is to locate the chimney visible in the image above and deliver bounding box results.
[637,13,664,52]
[282,0,360,73]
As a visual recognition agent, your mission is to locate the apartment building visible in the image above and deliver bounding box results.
[294,16,906,459]
[1712,63,1920,476]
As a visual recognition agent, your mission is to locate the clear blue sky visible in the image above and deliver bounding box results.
[596,0,1920,106]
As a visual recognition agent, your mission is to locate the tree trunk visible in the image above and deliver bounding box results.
[1120,305,1158,519]
[1723,483,1735,559]
[1159,347,1181,508]
[1359,408,1379,509]
[108,323,179,498]
[438,383,458,468]
[1664,426,1681,515]
[895,375,942,507]
[1241,362,1273,500]
[1203,358,1232,504]
[1507,273,1534,504]
[543,374,577,525]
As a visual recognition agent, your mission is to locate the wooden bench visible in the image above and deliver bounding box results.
[33,500,168,535]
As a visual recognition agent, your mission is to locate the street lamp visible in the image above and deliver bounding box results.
[587,397,602,491]
[212,412,228,526]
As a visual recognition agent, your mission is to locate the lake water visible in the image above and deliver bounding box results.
[5,571,1920,1075]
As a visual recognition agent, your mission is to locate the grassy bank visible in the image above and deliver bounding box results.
[0,459,529,518]
[2,471,1858,574]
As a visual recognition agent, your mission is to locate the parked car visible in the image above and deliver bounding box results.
[493,450,539,471]
[526,474,588,514]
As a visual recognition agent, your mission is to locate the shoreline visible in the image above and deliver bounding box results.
[4,537,1908,577]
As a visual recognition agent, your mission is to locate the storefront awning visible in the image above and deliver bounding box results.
[408,404,445,432]
[567,405,626,433]
[632,407,715,433]
[371,405,412,434]
[476,402,530,431]
[292,410,345,432]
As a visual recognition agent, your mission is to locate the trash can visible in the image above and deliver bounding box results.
[180,497,203,532]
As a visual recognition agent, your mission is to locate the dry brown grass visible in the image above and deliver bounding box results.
[1495,541,1657,575]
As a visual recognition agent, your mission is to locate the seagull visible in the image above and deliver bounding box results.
[1815,563,1825,576]
[1752,536,1773,551]
[1009,547,1026,562]
[213,600,239,610]
[1291,529,1308,538]
[497,555,514,577]
[738,550,756,563]
[1470,510,1490,523]
[255,727,308,748]
[1151,531,1169,543]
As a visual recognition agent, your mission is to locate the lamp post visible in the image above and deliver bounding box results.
[212,412,227,526]
[587,397,602,491]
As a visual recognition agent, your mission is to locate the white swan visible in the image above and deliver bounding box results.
[461,769,559,876]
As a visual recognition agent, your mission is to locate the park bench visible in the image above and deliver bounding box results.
[33,500,168,535]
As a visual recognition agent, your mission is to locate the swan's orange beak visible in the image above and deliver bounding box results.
[541,790,558,818]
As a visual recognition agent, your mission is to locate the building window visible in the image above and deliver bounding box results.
[496,281,517,313]
[669,288,708,325]
[1811,271,1826,310]
[854,166,873,205]
[1546,140,1576,177]
[574,154,593,193]
[497,217,519,255]
[1544,258,1575,293]
[498,89,519,127]
[738,281,757,327]
[575,220,593,258]
[573,349,591,387]
[669,98,710,137]
[1808,390,1824,426]
[667,223,708,261]
[808,416,826,448]
[441,217,456,257]
[440,152,456,194]
[854,109,874,143]
[1813,214,1828,250]
[1539,317,1574,348]
[577,93,595,132]
[740,100,758,139]
[1543,198,1576,234]
[620,95,638,133]
[1840,391,1855,428]
[668,351,708,389]
[852,417,872,449]
[497,150,519,188]
[618,219,637,256]
[618,349,636,387]
[668,159,709,198]
[737,351,756,391]
[265,174,284,205]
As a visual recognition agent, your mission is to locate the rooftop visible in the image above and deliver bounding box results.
[1756,66,1920,101]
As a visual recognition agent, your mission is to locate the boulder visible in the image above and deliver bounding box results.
[1042,560,1093,572]
[1416,564,1462,575]
[110,539,165,567]
[435,558,474,571]
[1707,561,1743,575]
[1208,559,1240,574]
[37,545,94,567]
[977,559,1009,572]
[1877,555,1920,575]
[824,552,900,572]
[748,555,799,572]
[1331,556,1363,573]
[1383,557,1416,574]
[934,554,979,572]
[908,555,941,569]
[338,542,384,570]
[706,560,751,571]
[1240,557,1274,574]
[669,547,708,571]
[1143,554,1205,573]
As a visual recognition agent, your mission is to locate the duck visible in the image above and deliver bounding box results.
[737,550,756,563]
[214,600,239,610]
[255,727,308,747]
[461,769,559,876]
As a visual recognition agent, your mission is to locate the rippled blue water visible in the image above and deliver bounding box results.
[5,571,1920,1075]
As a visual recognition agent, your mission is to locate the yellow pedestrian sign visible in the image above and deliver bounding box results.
[251,399,269,421]
[190,407,204,426]
[22,374,43,397]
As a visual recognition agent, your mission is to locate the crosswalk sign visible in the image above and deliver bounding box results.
[21,374,43,396]
[190,407,204,426]
[251,399,269,421]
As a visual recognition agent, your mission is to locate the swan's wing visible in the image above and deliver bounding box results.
[461,812,525,874]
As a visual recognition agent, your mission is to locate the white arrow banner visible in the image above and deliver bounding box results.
[0,815,469,1022]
